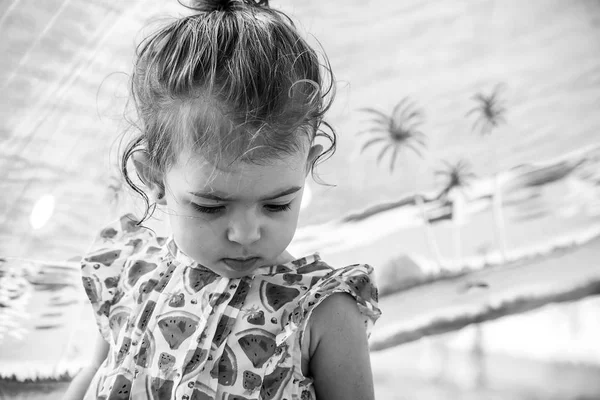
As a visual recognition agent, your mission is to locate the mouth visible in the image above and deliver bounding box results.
[222,257,260,271]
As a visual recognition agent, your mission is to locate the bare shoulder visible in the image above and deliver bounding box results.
[311,292,361,329]
[308,292,375,400]
[308,292,364,355]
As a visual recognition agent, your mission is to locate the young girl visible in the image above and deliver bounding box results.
[64,0,381,399]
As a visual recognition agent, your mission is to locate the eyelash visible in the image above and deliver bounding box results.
[191,203,292,215]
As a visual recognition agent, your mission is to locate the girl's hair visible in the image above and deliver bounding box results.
[120,0,337,223]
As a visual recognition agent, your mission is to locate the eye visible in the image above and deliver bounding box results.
[265,203,292,212]
[191,203,224,214]
[190,202,292,214]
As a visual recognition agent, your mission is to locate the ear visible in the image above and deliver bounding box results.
[132,151,167,205]
[305,144,323,177]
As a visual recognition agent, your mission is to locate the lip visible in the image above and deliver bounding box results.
[222,257,260,271]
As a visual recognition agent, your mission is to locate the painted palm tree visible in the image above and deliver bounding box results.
[357,97,427,172]
[435,159,477,264]
[357,98,442,268]
[466,83,507,136]
[466,83,508,263]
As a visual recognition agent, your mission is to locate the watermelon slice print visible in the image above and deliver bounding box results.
[104,276,119,289]
[145,246,162,254]
[126,260,158,287]
[208,292,231,308]
[125,238,143,253]
[157,352,176,373]
[242,370,262,391]
[282,273,303,285]
[156,310,200,350]
[274,264,293,273]
[83,249,121,267]
[213,314,236,346]
[154,262,177,293]
[224,394,252,400]
[133,330,155,368]
[260,366,291,400]
[137,279,158,304]
[112,290,125,306]
[296,261,332,275]
[259,282,299,312]
[236,328,276,368]
[189,384,216,400]
[291,258,309,267]
[209,344,237,386]
[108,306,131,343]
[182,346,208,377]
[347,274,377,301]
[149,376,174,399]
[107,373,132,400]
[100,226,118,239]
[184,266,219,293]
[120,214,141,233]
[137,300,156,331]
[116,337,132,365]
[97,301,111,317]
[228,278,251,309]
[81,276,100,304]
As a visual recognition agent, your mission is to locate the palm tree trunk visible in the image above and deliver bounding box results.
[492,173,508,263]
[416,194,443,271]
[472,323,487,389]
[453,221,462,266]
[452,192,464,266]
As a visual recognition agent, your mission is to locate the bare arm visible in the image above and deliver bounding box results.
[308,292,376,400]
[62,331,109,400]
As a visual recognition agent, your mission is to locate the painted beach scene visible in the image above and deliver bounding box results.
[1,0,600,399]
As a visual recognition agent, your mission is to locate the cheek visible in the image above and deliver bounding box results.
[274,208,300,239]
[171,215,220,252]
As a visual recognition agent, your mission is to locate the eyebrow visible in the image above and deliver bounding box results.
[189,186,302,202]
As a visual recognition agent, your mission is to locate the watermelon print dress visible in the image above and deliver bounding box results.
[80,214,381,400]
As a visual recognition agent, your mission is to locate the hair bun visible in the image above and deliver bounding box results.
[189,0,235,12]
[189,0,269,12]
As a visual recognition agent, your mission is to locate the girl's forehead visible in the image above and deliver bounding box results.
[169,150,307,193]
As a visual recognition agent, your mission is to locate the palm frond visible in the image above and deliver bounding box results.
[376,144,394,165]
[356,127,387,137]
[411,131,427,146]
[360,108,391,124]
[360,137,387,154]
[391,98,410,117]
[405,141,424,159]
[401,108,422,123]
[402,109,423,123]
[465,107,479,117]
[364,117,393,127]
[472,93,486,102]
[389,145,401,172]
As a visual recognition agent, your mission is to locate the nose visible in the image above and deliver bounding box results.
[226,209,261,246]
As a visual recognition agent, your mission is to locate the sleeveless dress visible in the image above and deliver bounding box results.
[81,214,381,400]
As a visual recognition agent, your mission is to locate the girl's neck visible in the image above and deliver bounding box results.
[274,250,296,264]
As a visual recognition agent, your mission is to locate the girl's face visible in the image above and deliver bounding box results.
[161,145,319,278]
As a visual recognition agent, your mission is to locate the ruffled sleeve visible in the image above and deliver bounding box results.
[276,263,382,348]
[80,213,152,343]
